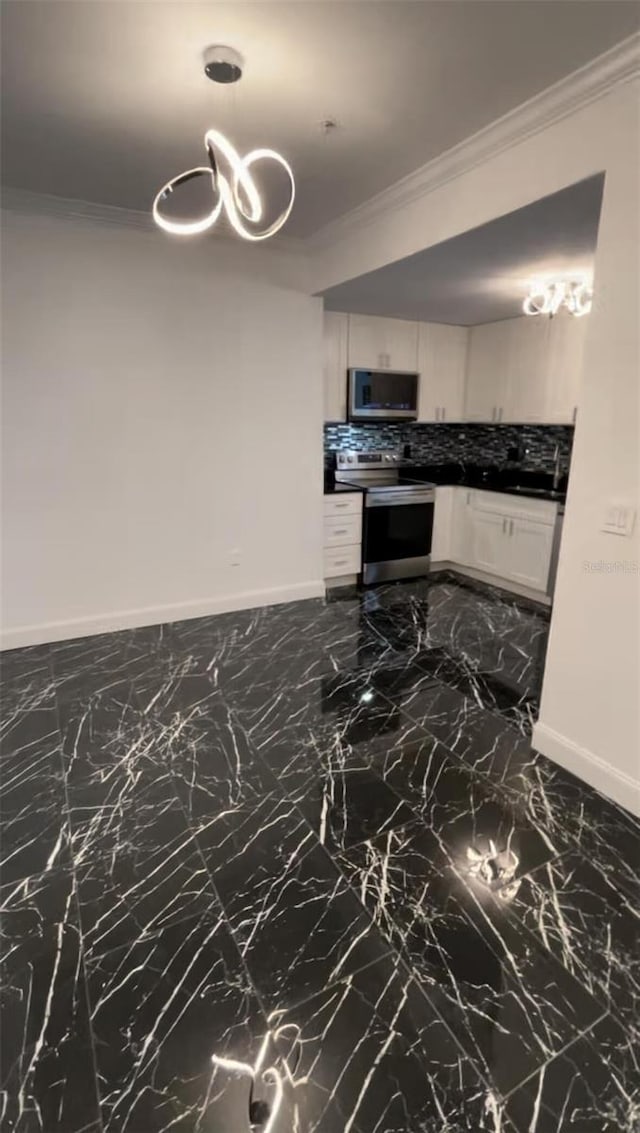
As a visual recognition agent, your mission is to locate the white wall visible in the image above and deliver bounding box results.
[1,211,324,646]
[311,72,640,814]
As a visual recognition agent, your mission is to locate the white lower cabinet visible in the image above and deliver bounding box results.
[431,487,453,560]
[450,487,474,565]
[504,516,555,590]
[465,490,556,592]
[469,509,511,575]
[323,493,363,579]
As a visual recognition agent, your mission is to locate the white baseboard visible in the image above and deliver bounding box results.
[532,721,640,817]
[430,561,551,607]
[0,580,326,650]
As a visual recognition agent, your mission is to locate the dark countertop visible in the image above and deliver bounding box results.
[324,462,567,504]
[323,475,365,495]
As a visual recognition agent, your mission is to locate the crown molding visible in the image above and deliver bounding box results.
[0,185,308,256]
[1,186,155,231]
[308,32,640,251]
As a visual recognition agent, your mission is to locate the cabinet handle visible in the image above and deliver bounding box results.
[498,407,503,422]
[334,502,348,509]
[572,406,577,424]
[491,407,496,422]
[441,407,446,421]
[509,519,514,536]
[466,491,471,506]
[334,559,347,566]
[502,517,506,535]
[436,407,441,421]
[334,528,348,535]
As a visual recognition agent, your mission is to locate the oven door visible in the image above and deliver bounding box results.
[362,490,434,584]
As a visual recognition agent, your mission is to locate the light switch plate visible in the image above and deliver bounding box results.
[601,504,636,536]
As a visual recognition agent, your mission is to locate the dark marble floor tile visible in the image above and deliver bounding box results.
[68,794,215,954]
[131,672,277,815]
[0,720,70,894]
[267,953,519,1133]
[1,896,101,1132]
[1,706,64,816]
[504,1015,639,1132]
[57,684,165,808]
[50,630,143,700]
[0,645,56,714]
[290,766,416,852]
[375,667,538,788]
[375,732,561,877]
[166,597,371,673]
[84,904,266,1132]
[336,824,604,1097]
[411,647,539,735]
[495,853,640,1027]
[1,704,61,765]
[512,756,640,903]
[197,792,391,1010]
[232,667,409,760]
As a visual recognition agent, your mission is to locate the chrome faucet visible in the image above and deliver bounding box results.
[552,445,562,491]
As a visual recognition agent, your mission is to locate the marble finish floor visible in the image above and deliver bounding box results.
[1,571,639,1132]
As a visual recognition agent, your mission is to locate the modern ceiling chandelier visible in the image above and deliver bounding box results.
[153,46,295,242]
[523,278,593,318]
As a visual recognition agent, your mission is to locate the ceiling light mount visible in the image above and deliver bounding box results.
[203,45,244,84]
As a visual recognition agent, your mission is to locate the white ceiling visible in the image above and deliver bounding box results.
[1,1,638,238]
[321,174,605,324]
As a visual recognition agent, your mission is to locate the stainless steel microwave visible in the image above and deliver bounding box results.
[347,368,419,422]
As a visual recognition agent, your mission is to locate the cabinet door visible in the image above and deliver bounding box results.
[503,316,550,423]
[544,312,586,424]
[347,314,418,371]
[469,509,510,576]
[464,321,509,422]
[382,318,419,371]
[323,312,348,422]
[431,486,453,560]
[417,323,467,422]
[450,488,474,565]
[347,314,386,368]
[504,516,554,591]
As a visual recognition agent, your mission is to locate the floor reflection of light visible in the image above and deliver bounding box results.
[211,1018,303,1129]
[359,689,374,703]
[464,840,521,902]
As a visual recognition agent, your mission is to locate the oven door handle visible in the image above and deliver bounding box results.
[366,491,435,508]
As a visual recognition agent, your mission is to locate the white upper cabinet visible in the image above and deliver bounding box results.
[347,314,418,372]
[417,323,468,422]
[464,313,586,425]
[503,315,551,423]
[544,311,586,424]
[464,321,510,422]
[323,311,348,422]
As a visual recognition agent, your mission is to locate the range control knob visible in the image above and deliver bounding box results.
[347,455,354,463]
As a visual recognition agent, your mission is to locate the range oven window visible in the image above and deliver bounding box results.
[364,500,434,564]
[349,369,418,420]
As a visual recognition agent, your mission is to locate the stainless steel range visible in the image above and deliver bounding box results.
[335,450,436,584]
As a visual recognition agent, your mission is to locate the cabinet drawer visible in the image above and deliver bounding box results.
[324,545,361,577]
[324,493,363,518]
[324,514,362,547]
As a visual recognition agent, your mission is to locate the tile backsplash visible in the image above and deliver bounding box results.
[324,422,573,472]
